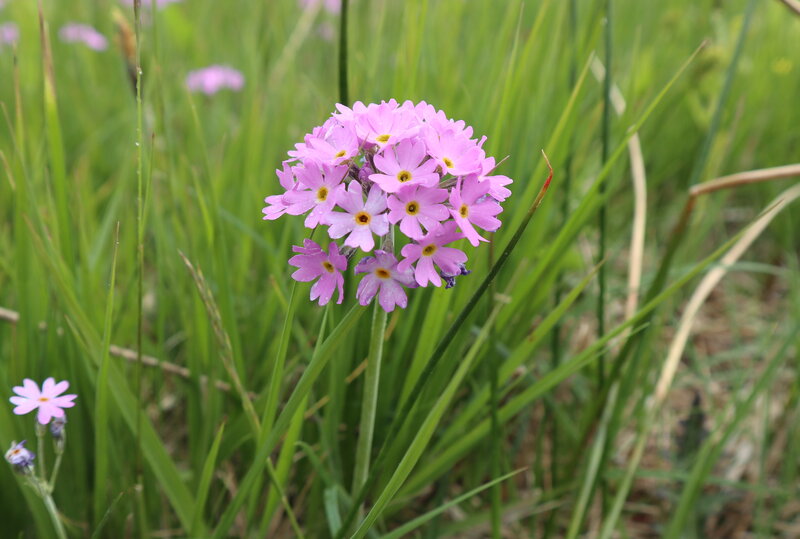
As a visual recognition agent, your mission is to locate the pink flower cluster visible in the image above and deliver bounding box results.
[262,100,512,312]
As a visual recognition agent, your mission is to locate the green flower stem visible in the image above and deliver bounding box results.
[36,423,47,483]
[27,474,67,539]
[351,302,388,503]
[49,436,65,492]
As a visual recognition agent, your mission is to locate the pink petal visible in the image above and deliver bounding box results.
[357,275,380,306]
[378,280,407,312]
[48,395,77,408]
[12,400,40,415]
[46,380,70,398]
[415,256,441,287]
[13,378,41,399]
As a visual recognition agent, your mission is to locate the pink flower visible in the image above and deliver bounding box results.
[185,65,244,95]
[354,100,418,149]
[283,162,348,228]
[0,22,19,47]
[262,162,297,220]
[369,139,440,194]
[324,182,389,251]
[59,23,108,51]
[298,0,341,14]
[10,378,77,425]
[386,185,449,240]
[355,251,416,312]
[288,240,347,305]
[422,125,484,177]
[289,119,360,166]
[398,222,467,287]
[449,175,503,246]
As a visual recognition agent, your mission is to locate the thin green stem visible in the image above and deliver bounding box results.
[41,486,68,539]
[338,0,349,104]
[597,0,612,388]
[133,1,147,536]
[36,423,46,484]
[49,440,64,490]
[351,302,388,500]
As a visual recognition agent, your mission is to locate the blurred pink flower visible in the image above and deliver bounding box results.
[298,0,341,15]
[10,378,77,425]
[0,22,19,47]
[185,65,244,95]
[59,23,108,51]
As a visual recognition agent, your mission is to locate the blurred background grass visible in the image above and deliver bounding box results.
[0,0,798,536]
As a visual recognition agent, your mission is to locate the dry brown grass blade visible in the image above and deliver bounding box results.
[777,0,800,16]
[690,163,800,197]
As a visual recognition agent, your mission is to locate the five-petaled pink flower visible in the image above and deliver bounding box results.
[398,222,468,287]
[449,175,503,247]
[288,240,347,305]
[370,139,439,194]
[283,162,348,228]
[386,185,449,240]
[324,182,389,251]
[355,251,416,312]
[10,378,77,425]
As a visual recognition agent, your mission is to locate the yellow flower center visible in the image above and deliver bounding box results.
[376,134,391,144]
[405,201,419,215]
[422,244,437,256]
[316,186,329,202]
[443,157,454,169]
[322,261,335,273]
[459,204,469,218]
[396,170,412,183]
[355,211,371,225]
[375,268,391,279]
[334,150,347,158]
[38,397,49,402]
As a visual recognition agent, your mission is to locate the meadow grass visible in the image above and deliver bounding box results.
[1,0,799,536]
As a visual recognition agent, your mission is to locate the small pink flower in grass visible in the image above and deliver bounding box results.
[450,175,503,247]
[186,65,244,95]
[289,240,347,305]
[10,378,77,425]
[298,0,341,14]
[398,222,468,287]
[370,139,440,194]
[262,162,297,220]
[386,185,449,240]
[423,126,484,177]
[0,22,19,47]
[59,23,108,51]
[325,182,389,251]
[283,162,348,228]
[355,251,416,312]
